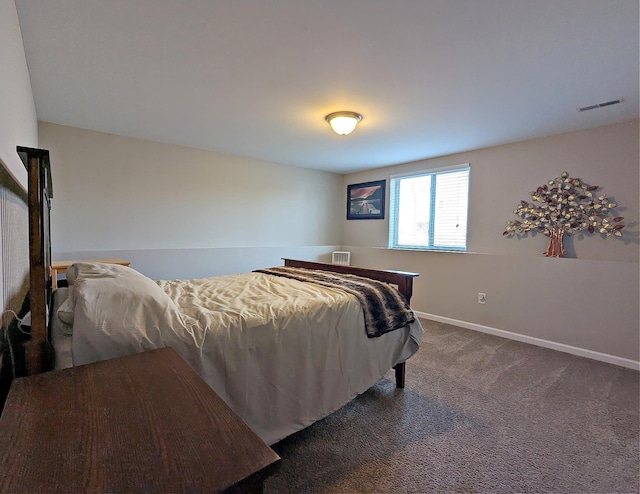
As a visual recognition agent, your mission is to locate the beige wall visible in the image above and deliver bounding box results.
[342,121,639,363]
[0,0,37,190]
[39,120,639,364]
[39,122,343,279]
[0,0,35,321]
[343,121,638,262]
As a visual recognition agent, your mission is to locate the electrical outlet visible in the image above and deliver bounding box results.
[478,292,486,304]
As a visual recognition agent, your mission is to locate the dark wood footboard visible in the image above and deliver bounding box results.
[282,258,419,388]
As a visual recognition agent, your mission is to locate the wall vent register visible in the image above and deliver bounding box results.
[331,251,351,266]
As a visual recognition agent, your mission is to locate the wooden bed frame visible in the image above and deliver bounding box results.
[22,147,420,390]
[19,146,53,376]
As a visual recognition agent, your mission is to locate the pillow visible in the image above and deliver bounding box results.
[65,264,78,285]
[57,288,75,326]
[60,262,160,327]
[66,262,136,285]
[68,263,197,366]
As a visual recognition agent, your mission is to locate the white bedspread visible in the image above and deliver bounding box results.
[68,265,423,445]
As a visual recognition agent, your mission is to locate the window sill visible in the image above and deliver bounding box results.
[388,247,467,254]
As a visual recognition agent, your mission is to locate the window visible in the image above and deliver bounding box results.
[389,165,470,251]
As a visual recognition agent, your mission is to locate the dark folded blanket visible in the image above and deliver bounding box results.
[255,266,415,338]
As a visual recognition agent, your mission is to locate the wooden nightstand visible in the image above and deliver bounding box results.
[0,347,280,493]
[51,258,131,288]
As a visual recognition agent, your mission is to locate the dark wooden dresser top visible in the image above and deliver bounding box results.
[0,347,279,493]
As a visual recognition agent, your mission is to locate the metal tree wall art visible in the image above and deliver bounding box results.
[503,171,625,257]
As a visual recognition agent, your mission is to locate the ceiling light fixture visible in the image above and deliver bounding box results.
[325,111,363,136]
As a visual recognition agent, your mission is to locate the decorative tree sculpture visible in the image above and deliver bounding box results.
[503,172,624,257]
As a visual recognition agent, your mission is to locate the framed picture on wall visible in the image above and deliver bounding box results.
[347,180,385,220]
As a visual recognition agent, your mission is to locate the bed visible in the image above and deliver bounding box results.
[21,146,424,445]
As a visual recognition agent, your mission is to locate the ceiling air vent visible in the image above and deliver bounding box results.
[578,99,622,112]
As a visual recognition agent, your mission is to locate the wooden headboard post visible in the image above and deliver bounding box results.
[18,146,53,375]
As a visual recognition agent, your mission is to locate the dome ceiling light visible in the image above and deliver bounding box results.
[325,111,363,136]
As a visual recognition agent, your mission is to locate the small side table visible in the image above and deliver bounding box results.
[51,258,131,288]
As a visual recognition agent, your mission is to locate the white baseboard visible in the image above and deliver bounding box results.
[415,311,640,371]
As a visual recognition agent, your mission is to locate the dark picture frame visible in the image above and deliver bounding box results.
[347,180,386,220]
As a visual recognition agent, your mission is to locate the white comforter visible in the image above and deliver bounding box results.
[66,263,423,445]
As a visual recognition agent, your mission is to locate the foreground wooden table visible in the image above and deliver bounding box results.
[0,347,279,493]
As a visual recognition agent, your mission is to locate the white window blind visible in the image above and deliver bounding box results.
[389,166,470,251]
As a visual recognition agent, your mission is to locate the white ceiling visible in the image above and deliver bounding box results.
[16,0,639,174]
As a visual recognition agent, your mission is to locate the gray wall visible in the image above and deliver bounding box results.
[39,122,344,280]
[341,121,639,364]
[39,120,639,366]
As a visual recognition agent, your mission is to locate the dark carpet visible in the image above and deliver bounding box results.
[264,319,639,493]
